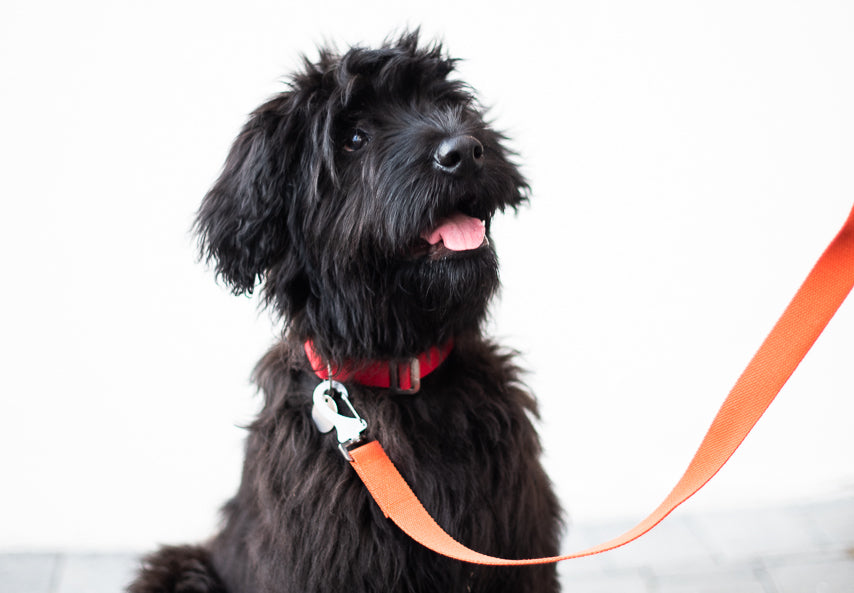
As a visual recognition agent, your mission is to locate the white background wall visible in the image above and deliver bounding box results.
[1,0,852,551]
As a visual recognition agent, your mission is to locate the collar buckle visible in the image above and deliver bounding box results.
[389,358,421,394]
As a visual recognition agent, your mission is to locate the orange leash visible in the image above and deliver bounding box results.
[348,203,854,565]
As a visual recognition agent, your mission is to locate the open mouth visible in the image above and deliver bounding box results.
[412,211,489,260]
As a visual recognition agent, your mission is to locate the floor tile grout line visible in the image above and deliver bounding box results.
[48,553,64,593]
[752,558,780,593]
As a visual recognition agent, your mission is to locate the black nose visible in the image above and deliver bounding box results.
[434,135,484,175]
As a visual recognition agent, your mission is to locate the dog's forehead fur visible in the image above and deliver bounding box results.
[294,32,470,111]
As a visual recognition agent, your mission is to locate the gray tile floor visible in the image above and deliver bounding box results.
[2,495,852,593]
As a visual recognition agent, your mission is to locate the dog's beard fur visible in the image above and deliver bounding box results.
[287,248,501,361]
[130,31,561,593]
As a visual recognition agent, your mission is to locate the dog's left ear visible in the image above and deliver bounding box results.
[195,95,298,295]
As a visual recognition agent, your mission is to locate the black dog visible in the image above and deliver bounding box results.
[129,31,561,593]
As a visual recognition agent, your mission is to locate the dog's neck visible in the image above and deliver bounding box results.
[303,339,454,394]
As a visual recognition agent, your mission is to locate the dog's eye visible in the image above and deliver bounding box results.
[343,129,370,153]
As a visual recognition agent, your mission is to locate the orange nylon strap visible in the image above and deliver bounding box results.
[349,203,854,565]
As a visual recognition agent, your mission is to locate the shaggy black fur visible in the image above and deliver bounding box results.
[129,31,562,593]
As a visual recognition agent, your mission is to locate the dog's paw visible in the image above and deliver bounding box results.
[127,545,226,593]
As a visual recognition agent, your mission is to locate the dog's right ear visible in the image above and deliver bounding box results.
[195,95,297,295]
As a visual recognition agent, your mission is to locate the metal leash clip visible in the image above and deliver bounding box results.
[311,375,367,460]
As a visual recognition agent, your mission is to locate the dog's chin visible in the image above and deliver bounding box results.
[398,239,499,317]
[393,210,499,328]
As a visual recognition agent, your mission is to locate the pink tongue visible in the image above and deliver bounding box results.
[421,212,486,251]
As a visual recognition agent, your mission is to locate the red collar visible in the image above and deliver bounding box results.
[304,339,454,393]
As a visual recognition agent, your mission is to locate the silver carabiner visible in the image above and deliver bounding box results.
[311,379,367,460]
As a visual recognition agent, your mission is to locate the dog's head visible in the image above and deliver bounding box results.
[196,32,528,362]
